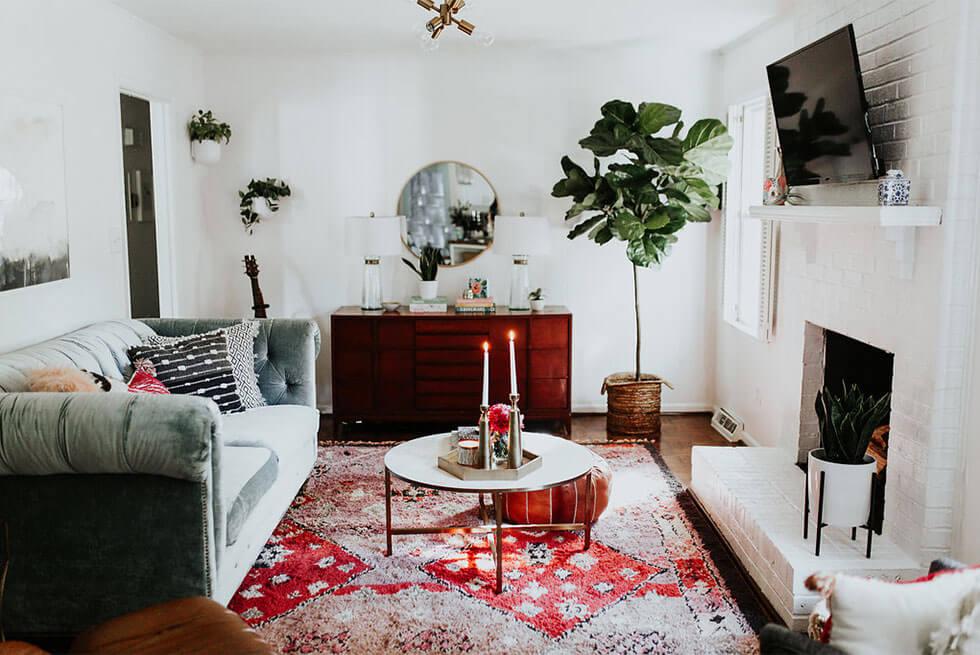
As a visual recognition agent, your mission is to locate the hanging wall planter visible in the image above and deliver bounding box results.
[239,178,291,234]
[188,109,231,165]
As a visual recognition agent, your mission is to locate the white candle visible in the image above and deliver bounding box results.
[482,341,490,406]
[508,330,518,396]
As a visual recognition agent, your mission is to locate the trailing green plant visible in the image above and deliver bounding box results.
[238,178,291,234]
[528,288,543,301]
[188,109,232,143]
[402,245,440,281]
[552,99,733,381]
[815,381,891,465]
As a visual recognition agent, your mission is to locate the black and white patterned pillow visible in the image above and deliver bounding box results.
[128,333,244,414]
[146,322,266,409]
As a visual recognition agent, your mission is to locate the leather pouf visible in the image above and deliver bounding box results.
[503,455,612,524]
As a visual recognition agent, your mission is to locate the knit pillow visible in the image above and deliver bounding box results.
[128,332,244,414]
[807,568,980,654]
[146,322,265,409]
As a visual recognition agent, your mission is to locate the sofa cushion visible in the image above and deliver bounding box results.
[0,320,154,392]
[221,405,320,461]
[222,445,278,546]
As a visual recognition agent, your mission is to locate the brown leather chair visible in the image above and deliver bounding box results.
[69,597,272,655]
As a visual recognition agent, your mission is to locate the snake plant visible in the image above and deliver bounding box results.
[815,381,891,465]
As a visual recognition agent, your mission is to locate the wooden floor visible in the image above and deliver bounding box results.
[320,412,735,487]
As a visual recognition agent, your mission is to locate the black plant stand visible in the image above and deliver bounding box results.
[804,468,877,558]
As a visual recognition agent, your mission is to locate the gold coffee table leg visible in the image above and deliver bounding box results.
[385,468,393,556]
[494,492,503,593]
[584,470,593,551]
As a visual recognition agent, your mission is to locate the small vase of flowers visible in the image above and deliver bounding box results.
[487,403,524,461]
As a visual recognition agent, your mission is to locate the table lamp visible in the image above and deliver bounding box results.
[493,214,551,310]
[345,214,403,310]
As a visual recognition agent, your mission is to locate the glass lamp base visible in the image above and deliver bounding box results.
[509,256,530,311]
[361,257,383,310]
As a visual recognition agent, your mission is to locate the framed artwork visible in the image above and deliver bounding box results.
[0,98,70,292]
[468,277,488,298]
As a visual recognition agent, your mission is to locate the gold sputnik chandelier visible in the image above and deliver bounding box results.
[415,0,494,49]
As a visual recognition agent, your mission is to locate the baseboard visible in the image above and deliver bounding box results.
[317,403,716,415]
[572,402,714,414]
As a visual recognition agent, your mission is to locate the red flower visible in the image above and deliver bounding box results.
[487,403,510,434]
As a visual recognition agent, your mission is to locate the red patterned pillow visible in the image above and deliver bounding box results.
[128,370,170,395]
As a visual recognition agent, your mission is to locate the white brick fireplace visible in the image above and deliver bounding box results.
[703,0,980,627]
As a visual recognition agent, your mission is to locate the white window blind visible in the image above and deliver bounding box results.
[722,97,776,341]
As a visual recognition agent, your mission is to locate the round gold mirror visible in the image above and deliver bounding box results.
[398,161,498,266]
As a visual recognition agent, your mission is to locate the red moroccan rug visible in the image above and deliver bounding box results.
[230,442,767,653]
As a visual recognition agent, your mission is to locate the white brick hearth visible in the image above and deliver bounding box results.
[691,447,920,629]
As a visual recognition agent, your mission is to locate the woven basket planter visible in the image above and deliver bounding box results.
[601,373,674,438]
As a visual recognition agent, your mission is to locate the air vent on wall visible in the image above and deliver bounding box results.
[711,407,744,442]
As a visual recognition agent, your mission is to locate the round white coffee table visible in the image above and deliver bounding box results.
[384,432,596,593]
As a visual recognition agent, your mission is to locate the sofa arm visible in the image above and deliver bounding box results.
[140,318,321,408]
[0,392,220,481]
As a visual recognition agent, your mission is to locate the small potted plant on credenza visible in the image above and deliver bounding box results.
[806,381,891,556]
[528,288,546,311]
[403,245,441,299]
[188,110,231,164]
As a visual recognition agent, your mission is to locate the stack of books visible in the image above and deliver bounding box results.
[455,297,497,314]
[409,296,449,313]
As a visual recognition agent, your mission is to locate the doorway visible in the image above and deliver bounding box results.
[119,93,160,318]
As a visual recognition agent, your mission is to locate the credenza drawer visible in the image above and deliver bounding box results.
[529,379,569,409]
[417,363,482,380]
[417,394,477,410]
[416,379,481,395]
[416,319,490,334]
[530,349,569,379]
[333,350,372,380]
[416,334,488,350]
[530,317,569,349]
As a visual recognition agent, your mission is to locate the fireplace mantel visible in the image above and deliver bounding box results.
[748,204,943,278]
[748,204,942,226]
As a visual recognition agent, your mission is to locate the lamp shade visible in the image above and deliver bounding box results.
[493,215,552,256]
[345,215,404,257]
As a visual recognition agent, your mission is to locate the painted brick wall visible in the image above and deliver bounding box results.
[717,0,974,562]
[795,0,958,561]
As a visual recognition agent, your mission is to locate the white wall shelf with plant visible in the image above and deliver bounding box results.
[748,204,943,279]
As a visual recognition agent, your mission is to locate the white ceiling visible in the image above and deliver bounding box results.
[110,0,794,54]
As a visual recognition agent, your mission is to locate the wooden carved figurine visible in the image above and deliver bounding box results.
[243,255,270,318]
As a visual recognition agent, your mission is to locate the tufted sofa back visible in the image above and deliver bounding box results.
[0,318,320,409]
[141,318,320,408]
[0,320,155,392]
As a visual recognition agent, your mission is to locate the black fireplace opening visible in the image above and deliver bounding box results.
[823,329,894,533]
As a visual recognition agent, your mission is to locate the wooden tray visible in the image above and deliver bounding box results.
[438,448,542,481]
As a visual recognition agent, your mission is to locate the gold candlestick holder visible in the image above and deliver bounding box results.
[478,404,493,469]
[508,393,523,469]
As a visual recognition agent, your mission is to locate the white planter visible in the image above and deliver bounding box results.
[418,280,439,299]
[807,449,876,528]
[251,197,274,218]
[530,299,545,311]
[191,139,222,165]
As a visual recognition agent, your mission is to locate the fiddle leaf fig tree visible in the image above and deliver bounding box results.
[553,100,733,380]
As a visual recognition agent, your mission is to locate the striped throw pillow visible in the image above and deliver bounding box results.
[128,333,244,413]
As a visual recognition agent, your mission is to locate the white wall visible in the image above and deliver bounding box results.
[0,0,205,352]
[194,44,721,413]
[713,0,975,561]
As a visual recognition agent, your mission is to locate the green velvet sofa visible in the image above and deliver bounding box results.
[0,318,321,638]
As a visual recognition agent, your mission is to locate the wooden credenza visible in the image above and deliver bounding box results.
[331,306,572,434]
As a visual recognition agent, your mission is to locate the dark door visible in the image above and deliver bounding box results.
[119,94,160,318]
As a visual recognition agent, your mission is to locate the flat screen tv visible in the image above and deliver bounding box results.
[766,25,880,187]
